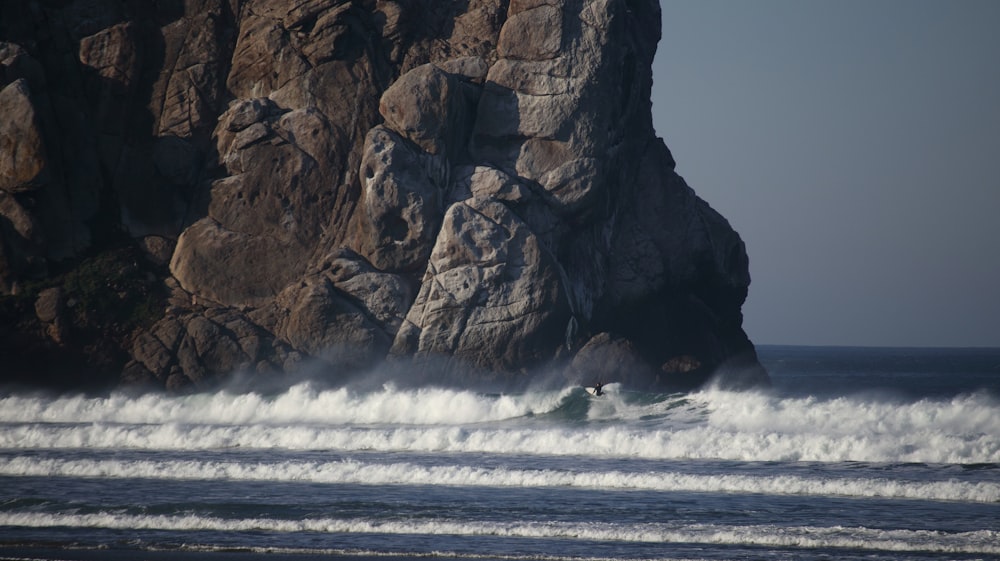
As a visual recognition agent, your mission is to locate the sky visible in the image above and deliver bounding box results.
[651,0,1000,348]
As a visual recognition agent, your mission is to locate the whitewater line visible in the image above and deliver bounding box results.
[170,544,710,561]
[3,386,997,436]
[3,421,999,464]
[0,384,577,426]
[0,456,997,503]
[0,512,997,555]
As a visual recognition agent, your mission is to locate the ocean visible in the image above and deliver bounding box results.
[1,346,998,561]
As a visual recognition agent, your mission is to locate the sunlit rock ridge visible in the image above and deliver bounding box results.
[0,0,767,391]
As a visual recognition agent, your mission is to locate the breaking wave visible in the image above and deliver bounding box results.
[1,384,998,464]
[0,383,576,426]
[1,456,996,503]
[1,512,997,555]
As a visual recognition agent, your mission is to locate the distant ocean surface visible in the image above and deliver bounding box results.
[2,346,999,561]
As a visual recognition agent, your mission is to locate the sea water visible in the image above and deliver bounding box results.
[1,346,998,561]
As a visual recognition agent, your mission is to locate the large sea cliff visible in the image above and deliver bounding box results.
[1,0,764,392]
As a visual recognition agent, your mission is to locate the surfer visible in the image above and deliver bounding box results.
[593,382,603,396]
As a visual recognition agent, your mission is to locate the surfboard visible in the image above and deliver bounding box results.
[584,386,602,396]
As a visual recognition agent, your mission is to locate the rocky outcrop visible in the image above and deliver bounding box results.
[0,0,767,392]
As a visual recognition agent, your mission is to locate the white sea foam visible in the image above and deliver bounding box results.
[0,384,571,426]
[1,456,996,503]
[3,416,998,465]
[695,389,1000,437]
[686,389,1000,463]
[175,544,708,561]
[1,512,997,555]
[1,387,998,464]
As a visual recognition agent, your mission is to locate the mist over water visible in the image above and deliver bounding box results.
[2,346,999,560]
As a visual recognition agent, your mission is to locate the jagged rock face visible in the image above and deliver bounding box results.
[0,0,767,391]
[354,125,449,273]
[392,197,571,377]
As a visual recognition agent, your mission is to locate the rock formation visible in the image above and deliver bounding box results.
[0,0,767,392]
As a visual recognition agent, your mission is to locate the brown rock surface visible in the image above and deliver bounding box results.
[0,0,766,392]
[0,78,49,193]
[392,198,571,377]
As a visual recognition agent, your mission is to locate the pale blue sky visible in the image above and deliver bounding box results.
[652,1,1000,347]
